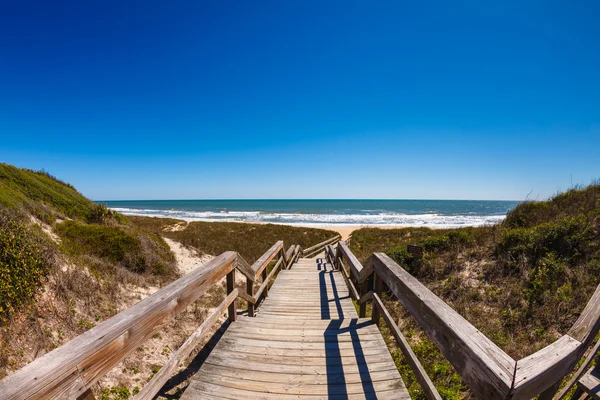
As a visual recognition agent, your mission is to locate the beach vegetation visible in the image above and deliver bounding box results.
[351,182,600,398]
[128,216,338,263]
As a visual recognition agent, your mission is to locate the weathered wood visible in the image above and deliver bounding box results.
[251,241,284,276]
[226,270,237,322]
[182,255,409,400]
[371,293,442,400]
[512,335,581,399]
[555,338,600,399]
[407,244,424,256]
[77,389,96,400]
[358,280,369,318]
[134,289,238,400]
[284,245,294,269]
[339,258,360,300]
[372,273,383,325]
[0,251,237,400]
[302,235,340,256]
[569,283,600,346]
[237,289,256,305]
[578,367,600,399]
[338,242,372,283]
[246,277,255,317]
[292,245,301,263]
[358,290,373,305]
[235,254,255,281]
[371,252,515,399]
[253,256,283,301]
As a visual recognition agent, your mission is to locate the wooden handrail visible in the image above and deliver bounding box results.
[134,289,238,400]
[0,251,238,400]
[302,235,340,257]
[368,252,600,399]
[371,253,514,399]
[371,292,442,400]
[336,242,372,284]
[251,241,283,277]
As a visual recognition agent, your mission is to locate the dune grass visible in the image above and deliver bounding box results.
[350,183,600,398]
[128,216,338,263]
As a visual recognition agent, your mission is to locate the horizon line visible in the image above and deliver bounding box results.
[95,198,523,202]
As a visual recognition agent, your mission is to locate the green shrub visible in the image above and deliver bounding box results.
[56,221,143,270]
[422,235,451,252]
[0,214,49,320]
[0,163,94,220]
[56,221,175,276]
[87,203,126,225]
[387,247,422,275]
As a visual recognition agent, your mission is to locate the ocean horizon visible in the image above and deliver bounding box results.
[102,199,521,229]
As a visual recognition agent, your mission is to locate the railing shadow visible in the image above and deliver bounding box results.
[318,258,377,399]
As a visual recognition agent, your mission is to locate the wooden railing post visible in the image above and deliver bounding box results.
[226,269,236,322]
[372,273,383,325]
[359,280,369,318]
[261,268,268,298]
[246,277,255,317]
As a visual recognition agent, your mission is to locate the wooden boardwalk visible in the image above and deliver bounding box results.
[182,255,410,399]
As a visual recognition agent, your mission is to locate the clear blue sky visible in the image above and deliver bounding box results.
[1,1,598,200]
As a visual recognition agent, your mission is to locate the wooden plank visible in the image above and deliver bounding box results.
[555,337,600,399]
[569,283,600,346]
[194,372,404,395]
[184,381,409,400]
[226,270,237,322]
[578,368,600,399]
[253,256,283,301]
[337,242,372,283]
[372,293,442,400]
[512,335,581,399]
[284,245,295,269]
[407,244,423,256]
[371,252,515,399]
[134,289,238,400]
[235,254,255,281]
[302,235,341,256]
[198,363,400,385]
[251,241,283,276]
[339,259,360,300]
[0,251,237,400]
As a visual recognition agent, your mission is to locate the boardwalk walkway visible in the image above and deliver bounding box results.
[182,254,410,399]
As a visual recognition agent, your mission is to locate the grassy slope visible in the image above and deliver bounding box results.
[0,163,340,392]
[129,216,339,263]
[0,164,178,379]
[349,184,600,399]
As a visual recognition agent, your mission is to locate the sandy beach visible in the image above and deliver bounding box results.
[311,225,411,240]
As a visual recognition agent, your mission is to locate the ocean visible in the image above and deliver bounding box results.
[103,199,520,229]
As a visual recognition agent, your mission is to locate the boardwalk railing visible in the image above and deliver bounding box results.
[301,235,341,258]
[326,245,600,400]
[0,235,336,400]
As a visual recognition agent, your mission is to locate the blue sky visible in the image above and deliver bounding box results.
[0,1,598,200]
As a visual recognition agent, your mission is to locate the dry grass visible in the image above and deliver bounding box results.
[349,183,600,399]
[128,216,338,263]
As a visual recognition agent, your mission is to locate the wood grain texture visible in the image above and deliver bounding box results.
[337,242,372,283]
[512,335,581,399]
[181,255,409,399]
[555,338,600,399]
[302,235,341,256]
[569,283,600,346]
[0,251,237,400]
[371,252,514,399]
[251,241,283,276]
[371,293,442,400]
[134,289,238,400]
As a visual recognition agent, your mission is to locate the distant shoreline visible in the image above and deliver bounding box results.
[106,198,515,230]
